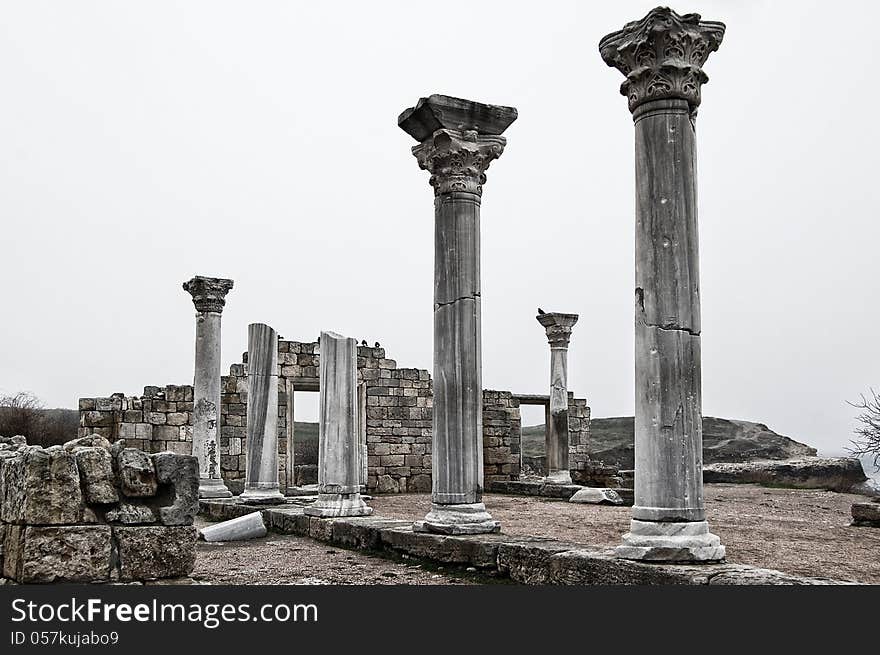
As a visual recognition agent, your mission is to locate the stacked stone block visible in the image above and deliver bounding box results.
[219,365,255,489]
[78,385,194,456]
[364,361,433,494]
[0,435,199,583]
[568,397,599,484]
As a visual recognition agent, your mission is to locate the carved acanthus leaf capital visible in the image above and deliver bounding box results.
[599,7,725,115]
[413,129,506,197]
[183,276,234,314]
[537,312,579,348]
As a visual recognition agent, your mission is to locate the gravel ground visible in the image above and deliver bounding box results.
[193,484,880,584]
[371,484,880,583]
[192,517,490,585]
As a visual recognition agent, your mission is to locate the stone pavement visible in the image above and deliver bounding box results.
[199,498,847,585]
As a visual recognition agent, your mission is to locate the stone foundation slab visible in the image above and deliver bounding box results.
[199,499,847,585]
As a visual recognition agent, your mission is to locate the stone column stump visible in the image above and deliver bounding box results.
[305,331,372,517]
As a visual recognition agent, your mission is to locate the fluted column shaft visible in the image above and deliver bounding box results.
[433,191,483,504]
[304,331,371,517]
[241,322,284,503]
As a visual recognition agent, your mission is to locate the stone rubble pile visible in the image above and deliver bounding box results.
[0,434,199,583]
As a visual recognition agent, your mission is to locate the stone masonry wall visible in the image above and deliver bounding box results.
[79,338,592,494]
[483,391,522,485]
[0,435,199,583]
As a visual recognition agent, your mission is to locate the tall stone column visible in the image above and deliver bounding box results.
[536,312,578,484]
[241,323,284,504]
[183,275,233,499]
[600,8,726,561]
[399,94,516,534]
[305,331,372,517]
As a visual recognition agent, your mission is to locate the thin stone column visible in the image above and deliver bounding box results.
[183,276,233,499]
[600,7,726,561]
[399,94,516,534]
[305,331,372,517]
[536,312,578,484]
[241,323,284,504]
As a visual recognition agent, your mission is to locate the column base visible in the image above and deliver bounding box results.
[198,477,232,499]
[239,486,285,505]
[303,493,373,518]
[543,471,573,485]
[615,519,726,563]
[413,503,500,535]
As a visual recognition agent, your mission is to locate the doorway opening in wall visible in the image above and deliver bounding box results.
[517,399,550,479]
[287,388,319,489]
[284,382,368,492]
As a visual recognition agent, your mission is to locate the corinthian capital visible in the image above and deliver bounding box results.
[599,7,725,115]
[399,94,517,197]
[183,276,234,314]
[537,312,579,348]
[413,129,505,196]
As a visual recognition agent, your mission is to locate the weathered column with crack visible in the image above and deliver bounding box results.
[599,7,726,561]
[241,322,284,504]
[399,94,516,534]
[536,311,578,484]
[183,275,233,499]
[305,331,372,517]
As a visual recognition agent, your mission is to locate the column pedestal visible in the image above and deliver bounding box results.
[413,503,498,535]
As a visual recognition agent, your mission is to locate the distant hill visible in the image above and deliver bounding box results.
[522,416,817,469]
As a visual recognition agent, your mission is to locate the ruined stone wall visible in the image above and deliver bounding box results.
[0,435,198,583]
[78,385,196,455]
[568,397,592,483]
[79,338,594,494]
[482,391,522,485]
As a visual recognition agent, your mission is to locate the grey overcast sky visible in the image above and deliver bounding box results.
[1,1,877,454]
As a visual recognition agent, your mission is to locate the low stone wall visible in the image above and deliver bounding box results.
[0,435,198,583]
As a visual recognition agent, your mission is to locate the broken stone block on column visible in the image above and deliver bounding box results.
[3,525,111,583]
[152,452,200,525]
[1,446,83,524]
[114,526,198,581]
[117,448,158,497]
